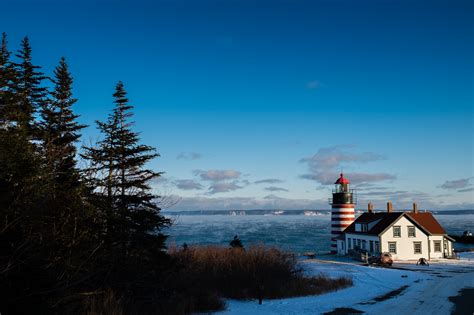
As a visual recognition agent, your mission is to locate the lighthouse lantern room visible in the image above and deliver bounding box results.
[329,173,356,254]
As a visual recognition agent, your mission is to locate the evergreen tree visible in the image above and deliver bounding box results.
[40,57,85,192]
[0,32,15,125]
[12,37,47,135]
[0,35,42,220]
[0,32,10,69]
[0,33,11,98]
[82,81,170,255]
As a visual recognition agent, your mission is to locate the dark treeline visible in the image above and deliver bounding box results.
[0,33,172,314]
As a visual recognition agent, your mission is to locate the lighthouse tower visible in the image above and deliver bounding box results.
[329,173,356,254]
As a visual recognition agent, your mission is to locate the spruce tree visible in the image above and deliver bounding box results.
[40,57,85,192]
[13,37,47,135]
[0,35,42,219]
[0,32,10,70]
[82,81,170,256]
[0,32,15,125]
[0,33,11,96]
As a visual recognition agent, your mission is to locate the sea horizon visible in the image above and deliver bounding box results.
[163,208,474,215]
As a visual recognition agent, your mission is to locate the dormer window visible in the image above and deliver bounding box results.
[356,223,368,232]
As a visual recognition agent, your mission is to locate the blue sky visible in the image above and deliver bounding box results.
[2,0,473,210]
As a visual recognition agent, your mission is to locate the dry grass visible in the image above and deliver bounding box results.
[85,290,125,315]
[164,244,352,313]
[80,245,352,314]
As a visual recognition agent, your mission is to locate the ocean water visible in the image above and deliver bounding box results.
[164,212,474,254]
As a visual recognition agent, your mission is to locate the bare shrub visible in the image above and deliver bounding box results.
[165,244,352,313]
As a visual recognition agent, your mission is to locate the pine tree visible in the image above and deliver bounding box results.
[0,33,11,96]
[0,35,42,218]
[82,81,170,255]
[12,37,47,135]
[0,32,15,125]
[40,57,85,192]
[0,32,10,69]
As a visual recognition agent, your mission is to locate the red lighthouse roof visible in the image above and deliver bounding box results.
[335,173,350,185]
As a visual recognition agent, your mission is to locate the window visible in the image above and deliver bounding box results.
[361,224,368,232]
[369,240,374,252]
[434,241,441,252]
[414,242,422,254]
[408,226,416,237]
[348,238,352,249]
[357,239,361,248]
[353,239,356,249]
[393,226,401,237]
[362,240,366,250]
[375,241,380,253]
[388,242,397,254]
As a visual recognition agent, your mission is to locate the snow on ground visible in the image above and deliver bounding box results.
[217,255,474,315]
[458,251,474,261]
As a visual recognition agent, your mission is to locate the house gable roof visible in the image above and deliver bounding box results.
[343,211,447,236]
[344,212,403,235]
[405,212,447,235]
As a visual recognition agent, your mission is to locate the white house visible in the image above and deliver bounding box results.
[336,202,455,260]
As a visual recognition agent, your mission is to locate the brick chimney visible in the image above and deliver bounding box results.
[368,202,374,213]
[387,202,393,213]
[412,203,418,213]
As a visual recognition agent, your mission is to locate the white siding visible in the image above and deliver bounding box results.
[339,213,453,260]
[429,235,454,259]
[336,239,345,255]
[380,216,428,260]
[430,235,444,259]
[444,237,454,257]
[345,233,380,254]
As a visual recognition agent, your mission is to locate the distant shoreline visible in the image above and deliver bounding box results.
[163,209,474,216]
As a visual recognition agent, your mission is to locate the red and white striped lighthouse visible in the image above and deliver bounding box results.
[329,173,356,254]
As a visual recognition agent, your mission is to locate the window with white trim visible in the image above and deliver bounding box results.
[362,240,366,250]
[408,226,416,237]
[393,226,401,237]
[388,242,397,254]
[414,242,422,254]
[375,241,380,253]
[434,241,441,252]
[361,224,368,232]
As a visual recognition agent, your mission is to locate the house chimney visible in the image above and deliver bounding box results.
[368,202,374,213]
[412,203,418,213]
[387,202,393,213]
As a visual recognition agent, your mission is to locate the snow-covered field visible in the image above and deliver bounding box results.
[217,252,474,315]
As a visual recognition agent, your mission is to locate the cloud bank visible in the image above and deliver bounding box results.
[439,178,472,190]
[194,169,242,181]
[254,179,284,184]
[299,146,395,185]
[174,179,203,190]
[176,152,202,160]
